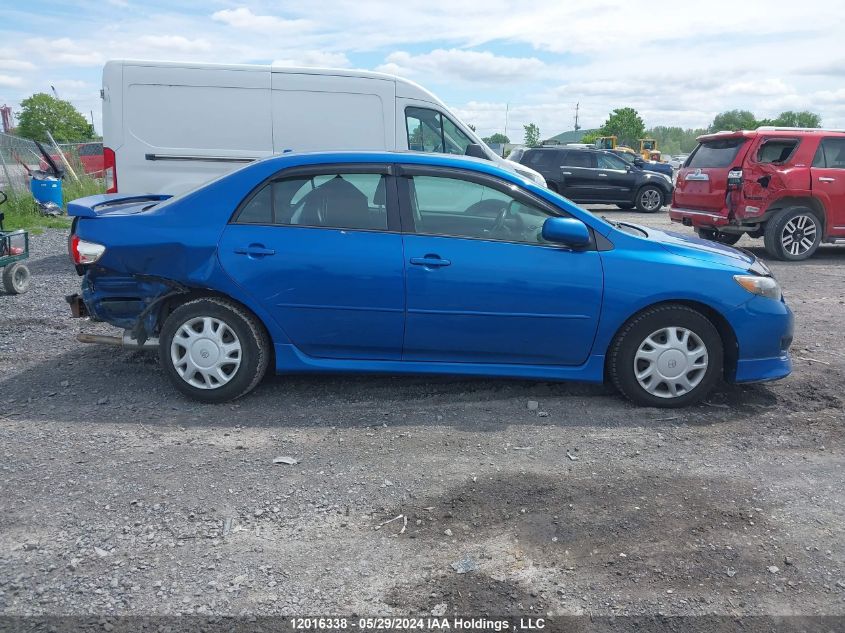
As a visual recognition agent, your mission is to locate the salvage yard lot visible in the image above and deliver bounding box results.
[0,208,842,617]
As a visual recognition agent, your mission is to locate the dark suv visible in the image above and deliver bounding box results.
[517,147,674,212]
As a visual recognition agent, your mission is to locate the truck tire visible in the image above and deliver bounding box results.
[635,186,664,213]
[2,262,31,294]
[608,304,723,408]
[763,207,822,261]
[158,297,270,403]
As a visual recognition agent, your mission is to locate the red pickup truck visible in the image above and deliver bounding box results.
[670,128,845,260]
[39,142,104,177]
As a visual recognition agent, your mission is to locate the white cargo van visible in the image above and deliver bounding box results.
[101,60,544,194]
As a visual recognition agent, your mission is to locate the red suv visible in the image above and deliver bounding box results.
[671,128,845,260]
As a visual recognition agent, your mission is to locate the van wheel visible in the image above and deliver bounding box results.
[763,207,821,261]
[609,304,723,408]
[2,262,31,294]
[696,228,741,245]
[159,297,270,403]
[635,186,664,213]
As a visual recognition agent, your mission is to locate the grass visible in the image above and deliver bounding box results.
[1,175,105,233]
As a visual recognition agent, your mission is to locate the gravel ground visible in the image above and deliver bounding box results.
[0,208,843,619]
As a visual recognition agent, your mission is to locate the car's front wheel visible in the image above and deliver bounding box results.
[159,297,270,403]
[635,186,665,213]
[609,304,723,407]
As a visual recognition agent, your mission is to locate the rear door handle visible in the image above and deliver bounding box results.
[598,173,608,177]
[818,176,835,182]
[561,170,572,175]
[410,256,451,268]
[234,244,276,257]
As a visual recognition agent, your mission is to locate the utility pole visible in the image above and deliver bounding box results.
[574,102,580,131]
[503,103,510,142]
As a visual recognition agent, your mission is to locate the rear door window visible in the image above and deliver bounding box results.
[813,137,845,169]
[687,138,747,168]
[755,138,799,164]
[235,173,389,231]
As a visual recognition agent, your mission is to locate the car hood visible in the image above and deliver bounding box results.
[635,225,756,269]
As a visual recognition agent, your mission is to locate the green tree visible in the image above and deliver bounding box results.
[482,132,510,145]
[523,123,541,148]
[579,131,601,145]
[598,107,646,148]
[765,111,822,128]
[709,109,757,133]
[15,93,94,143]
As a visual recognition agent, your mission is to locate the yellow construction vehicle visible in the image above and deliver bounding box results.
[638,139,661,161]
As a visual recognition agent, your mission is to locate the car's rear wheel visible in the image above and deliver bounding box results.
[2,262,31,294]
[763,207,822,261]
[635,186,664,213]
[159,297,270,403]
[696,228,742,245]
[609,304,723,408]
[616,202,634,209]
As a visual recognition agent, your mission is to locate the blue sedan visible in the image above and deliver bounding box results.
[66,151,793,407]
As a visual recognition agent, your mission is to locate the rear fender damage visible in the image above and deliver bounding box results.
[75,271,189,344]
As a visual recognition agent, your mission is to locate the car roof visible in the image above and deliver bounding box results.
[248,150,534,185]
[697,127,845,143]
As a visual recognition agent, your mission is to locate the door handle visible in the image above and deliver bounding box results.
[410,256,451,268]
[561,170,572,175]
[818,176,835,182]
[598,173,608,177]
[234,244,276,257]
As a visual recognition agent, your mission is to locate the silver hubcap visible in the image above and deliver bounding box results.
[640,189,661,210]
[634,327,708,399]
[170,316,242,389]
[781,215,817,256]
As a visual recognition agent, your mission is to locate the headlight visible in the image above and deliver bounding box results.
[734,275,781,300]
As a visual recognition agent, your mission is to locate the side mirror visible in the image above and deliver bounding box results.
[542,217,591,247]
[464,143,488,160]
[633,157,645,167]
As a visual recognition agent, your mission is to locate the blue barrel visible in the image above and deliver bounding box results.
[31,177,63,206]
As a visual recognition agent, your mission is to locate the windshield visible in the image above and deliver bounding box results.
[687,138,747,169]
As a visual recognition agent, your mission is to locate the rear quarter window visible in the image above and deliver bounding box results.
[755,138,799,164]
[687,138,747,168]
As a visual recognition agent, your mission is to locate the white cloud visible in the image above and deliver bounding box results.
[376,49,545,83]
[0,74,24,87]
[0,59,36,72]
[211,7,313,35]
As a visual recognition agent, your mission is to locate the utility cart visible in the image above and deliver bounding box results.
[0,191,31,294]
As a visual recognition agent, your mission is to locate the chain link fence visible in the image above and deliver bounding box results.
[0,132,100,194]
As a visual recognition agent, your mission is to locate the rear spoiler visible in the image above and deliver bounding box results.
[67,193,172,218]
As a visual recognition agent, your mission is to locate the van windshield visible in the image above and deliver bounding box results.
[687,138,747,169]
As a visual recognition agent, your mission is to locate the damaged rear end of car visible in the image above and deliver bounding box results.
[66,193,211,346]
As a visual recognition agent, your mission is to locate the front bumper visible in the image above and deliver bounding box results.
[728,295,794,384]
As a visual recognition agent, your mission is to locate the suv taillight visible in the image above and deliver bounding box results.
[104,146,117,193]
[70,235,106,265]
[727,168,743,188]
